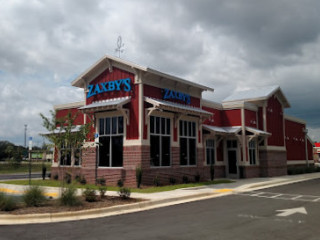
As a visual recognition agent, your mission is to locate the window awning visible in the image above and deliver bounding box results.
[145,97,212,118]
[203,125,270,136]
[246,127,271,136]
[79,96,131,113]
[203,125,241,134]
[41,125,82,135]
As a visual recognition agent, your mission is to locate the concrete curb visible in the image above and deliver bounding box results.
[238,173,320,192]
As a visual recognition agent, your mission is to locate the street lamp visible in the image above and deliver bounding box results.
[303,128,309,167]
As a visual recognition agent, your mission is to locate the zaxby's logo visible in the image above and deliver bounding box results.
[163,88,191,104]
[87,78,131,98]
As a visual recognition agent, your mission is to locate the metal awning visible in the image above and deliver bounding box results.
[203,125,270,136]
[203,125,241,134]
[246,127,271,136]
[145,97,212,118]
[41,125,82,135]
[79,96,131,113]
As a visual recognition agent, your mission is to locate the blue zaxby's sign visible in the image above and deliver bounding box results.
[163,88,191,104]
[87,78,131,98]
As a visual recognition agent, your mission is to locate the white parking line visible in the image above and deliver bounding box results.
[238,191,320,203]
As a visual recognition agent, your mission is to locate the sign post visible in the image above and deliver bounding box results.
[28,137,33,185]
[94,133,99,184]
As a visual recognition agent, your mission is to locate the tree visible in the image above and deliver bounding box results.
[40,110,92,185]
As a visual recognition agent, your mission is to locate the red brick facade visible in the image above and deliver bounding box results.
[51,55,313,187]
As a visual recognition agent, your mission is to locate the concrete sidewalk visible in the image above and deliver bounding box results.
[1,172,320,225]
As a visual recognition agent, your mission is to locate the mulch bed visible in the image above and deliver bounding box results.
[0,196,144,215]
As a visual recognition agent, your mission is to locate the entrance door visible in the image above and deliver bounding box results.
[227,140,238,178]
[228,150,237,174]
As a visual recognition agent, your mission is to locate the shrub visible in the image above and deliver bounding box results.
[76,175,87,185]
[153,176,160,186]
[99,186,107,198]
[118,187,131,199]
[75,175,81,182]
[48,173,51,179]
[0,192,17,211]
[53,174,59,181]
[96,178,106,186]
[136,165,143,188]
[64,173,72,184]
[182,176,189,184]
[83,188,97,202]
[96,178,107,198]
[60,186,82,206]
[23,185,47,207]
[169,177,176,185]
[194,173,200,182]
[117,179,124,188]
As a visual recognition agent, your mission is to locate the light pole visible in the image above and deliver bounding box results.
[24,124,27,148]
[28,136,33,185]
[303,128,309,167]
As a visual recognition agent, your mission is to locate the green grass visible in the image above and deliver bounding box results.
[0,162,51,174]
[0,179,234,193]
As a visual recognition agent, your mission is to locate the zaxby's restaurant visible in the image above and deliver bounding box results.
[50,54,314,186]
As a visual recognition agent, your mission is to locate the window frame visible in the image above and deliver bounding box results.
[98,116,124,168]
[179,120,197,166]
[150,116,171,167]
[206,139,215,166]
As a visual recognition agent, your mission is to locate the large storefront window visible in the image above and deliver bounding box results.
[180,120,196,166]
[206,139,215,165]
[99,116,123,167]
[150,116,171,166]
[249,140,256,165]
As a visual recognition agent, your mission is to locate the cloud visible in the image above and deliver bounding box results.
[0,0,320,145]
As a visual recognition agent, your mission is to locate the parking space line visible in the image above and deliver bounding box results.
[239,191,320,203]
[269,194,283,198]
[291,195,303,200]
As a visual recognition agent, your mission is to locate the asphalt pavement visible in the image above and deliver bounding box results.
[2,178,320,239]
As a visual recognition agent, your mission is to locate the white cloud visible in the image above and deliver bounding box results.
[0,0,320,145]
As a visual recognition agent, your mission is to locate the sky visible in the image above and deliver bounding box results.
[0,0,320,147]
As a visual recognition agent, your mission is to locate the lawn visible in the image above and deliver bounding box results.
[0,162,51,174]
[0,179,234,193]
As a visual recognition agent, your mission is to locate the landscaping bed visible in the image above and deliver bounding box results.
[0,196,143,215]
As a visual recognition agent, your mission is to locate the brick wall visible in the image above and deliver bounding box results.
[259,150,287,177]
[243,166,260,178]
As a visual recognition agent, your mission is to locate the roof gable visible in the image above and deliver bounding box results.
[222,85,290,108]
[71,54,213,92]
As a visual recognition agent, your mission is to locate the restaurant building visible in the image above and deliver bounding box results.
[50,55,314,186]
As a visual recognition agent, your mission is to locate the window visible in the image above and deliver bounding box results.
[249,141,256,165]
[60,143,81,167]
[74,148,81,166]
[180,120,196,166]
[206,139,215,165]
[227,140,237,149]
[60,143,71,166]
[150,116,171,166]
[99,116,124,167]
